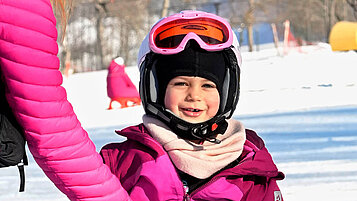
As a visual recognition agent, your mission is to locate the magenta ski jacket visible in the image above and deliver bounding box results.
[101,124,285,201]
[0,1,130,200]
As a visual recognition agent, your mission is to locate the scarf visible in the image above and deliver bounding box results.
[143,115,246,179]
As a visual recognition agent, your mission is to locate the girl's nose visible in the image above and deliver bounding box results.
[186,85,202,101]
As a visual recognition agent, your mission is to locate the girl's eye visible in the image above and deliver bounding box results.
[202,83,216,88]
[173,82,187,86]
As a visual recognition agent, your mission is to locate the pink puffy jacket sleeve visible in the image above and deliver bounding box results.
[0,1,130,200]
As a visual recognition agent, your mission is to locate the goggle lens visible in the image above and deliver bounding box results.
[153,18,229,49]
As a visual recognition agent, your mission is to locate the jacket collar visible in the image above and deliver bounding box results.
[220,130,285,180]
[115,123,284,180]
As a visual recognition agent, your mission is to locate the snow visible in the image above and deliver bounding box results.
[1,43,357,200]
[62,43,357,129]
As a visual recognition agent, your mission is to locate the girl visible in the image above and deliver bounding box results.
[0,1,284,200]
[101,11,284,200]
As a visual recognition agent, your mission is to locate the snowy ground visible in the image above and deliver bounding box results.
[0,43,357,200]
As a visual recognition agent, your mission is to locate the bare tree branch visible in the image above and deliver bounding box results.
[161,0,170,18]
[346,0,357,19]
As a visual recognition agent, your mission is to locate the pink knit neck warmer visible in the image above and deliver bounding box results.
[143,115,246,179]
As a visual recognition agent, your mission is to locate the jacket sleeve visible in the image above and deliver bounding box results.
[240,177,284,201]
[0,1,130,200]
[262,178,284,201]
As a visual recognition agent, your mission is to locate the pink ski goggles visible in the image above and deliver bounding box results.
[149,11,234,54]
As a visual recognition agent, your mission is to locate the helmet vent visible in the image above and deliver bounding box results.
[220,69,230,112]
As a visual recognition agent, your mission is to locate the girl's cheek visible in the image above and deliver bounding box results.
[207,93,220,115]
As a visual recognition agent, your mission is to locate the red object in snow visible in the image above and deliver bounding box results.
[107,58,141,109]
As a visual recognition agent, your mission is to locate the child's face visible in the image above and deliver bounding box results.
[164,76,220,123]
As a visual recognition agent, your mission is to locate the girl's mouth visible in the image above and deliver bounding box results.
[181,108,202,117]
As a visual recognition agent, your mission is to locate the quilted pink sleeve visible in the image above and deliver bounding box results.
[0,1,130,200]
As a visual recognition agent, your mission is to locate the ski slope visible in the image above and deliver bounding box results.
[1,43,357,200]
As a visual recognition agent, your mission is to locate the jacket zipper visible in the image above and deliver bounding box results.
[182,176,221,200]
[181,157,251,200]
[182,180,190,201]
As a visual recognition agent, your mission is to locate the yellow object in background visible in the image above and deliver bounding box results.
[329,21,357,51]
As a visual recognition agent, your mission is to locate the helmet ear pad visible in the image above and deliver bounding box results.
[219,48,240,118]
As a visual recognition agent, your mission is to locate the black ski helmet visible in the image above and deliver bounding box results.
[137,11,242,143]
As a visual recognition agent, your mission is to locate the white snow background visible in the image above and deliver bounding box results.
[1,43,357,200]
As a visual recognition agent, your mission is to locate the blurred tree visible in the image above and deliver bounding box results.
[59,0,151,71]
[275,0,355,43]
[108,0,150,66]
[346,0,357,19]
[246,0,255,52]
[244,0,270,51]
[94,0,108,70]
[56,0,356,73]
[162,0,170,17]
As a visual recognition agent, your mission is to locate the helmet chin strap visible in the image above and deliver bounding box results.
[189,116,228,144]
[146,103,228,144]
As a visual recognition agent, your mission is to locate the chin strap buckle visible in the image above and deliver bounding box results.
[207,138,222,144]
[190,124,222,144]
